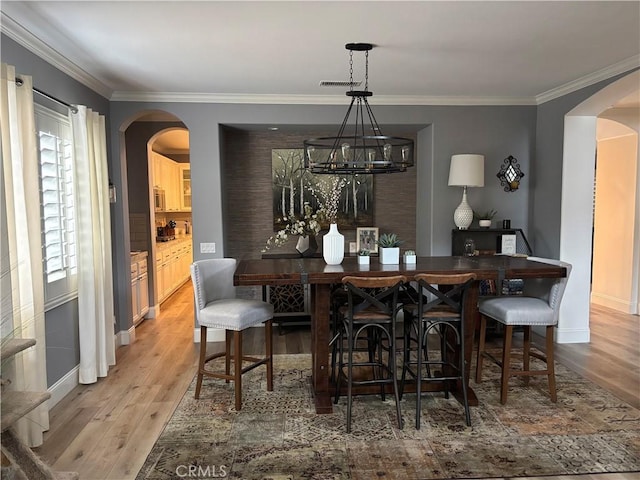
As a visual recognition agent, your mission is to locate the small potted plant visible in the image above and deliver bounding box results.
[403,249,416,264]
[475,209,497,228]
[377,233,403,264]
[357,249,370,266]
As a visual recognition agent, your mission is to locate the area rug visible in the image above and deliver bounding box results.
[136,353,639,480]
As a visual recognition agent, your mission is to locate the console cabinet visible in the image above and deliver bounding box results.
[451,228,532,256]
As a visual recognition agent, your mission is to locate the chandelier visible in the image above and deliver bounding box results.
[304,43,414,174]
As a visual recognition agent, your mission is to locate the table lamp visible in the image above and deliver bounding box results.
[448,154,485,229]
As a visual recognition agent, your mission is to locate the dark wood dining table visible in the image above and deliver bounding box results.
[234,255,567,413]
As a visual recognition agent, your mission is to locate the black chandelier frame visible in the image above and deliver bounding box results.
[304,43,414,175]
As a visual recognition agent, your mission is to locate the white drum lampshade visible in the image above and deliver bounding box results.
[448,154,485,229]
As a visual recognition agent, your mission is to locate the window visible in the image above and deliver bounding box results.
[35,104,77,308]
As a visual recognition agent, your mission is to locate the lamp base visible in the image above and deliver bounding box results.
[453,187,473,229]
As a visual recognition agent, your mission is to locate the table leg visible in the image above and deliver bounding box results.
[311,283,333,413]
[457,280,479,406]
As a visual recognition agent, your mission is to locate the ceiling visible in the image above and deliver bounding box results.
[2,1,639,104]
[1,1,638,153]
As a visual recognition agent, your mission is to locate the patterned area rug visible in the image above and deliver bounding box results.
[136,353,639,480]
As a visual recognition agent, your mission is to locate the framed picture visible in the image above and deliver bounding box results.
[356,227,379,254]
[271,149,374,231]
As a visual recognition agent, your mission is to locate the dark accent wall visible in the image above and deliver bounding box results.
[221,127,417,262]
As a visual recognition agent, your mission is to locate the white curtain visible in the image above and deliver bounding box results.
[72,106,116,384]
[0,63,50,446]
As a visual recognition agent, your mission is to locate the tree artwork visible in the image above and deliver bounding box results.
[271,149,374,231]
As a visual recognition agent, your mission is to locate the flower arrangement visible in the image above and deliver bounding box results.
[310,176,346,224]
[262,203,325,252]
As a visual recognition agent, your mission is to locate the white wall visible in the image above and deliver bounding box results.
[591,124,638,313]
[591,131,638,313]
[560,70,640,343]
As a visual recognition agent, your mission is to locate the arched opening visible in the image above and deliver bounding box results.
[558,70,639,343]
[117,110,191,336]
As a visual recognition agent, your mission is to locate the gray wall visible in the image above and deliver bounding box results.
[4,30,636,389]
[109,102,537,265]
[532,69,639,259]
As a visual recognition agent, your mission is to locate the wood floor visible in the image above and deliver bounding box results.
[34,281,639,479]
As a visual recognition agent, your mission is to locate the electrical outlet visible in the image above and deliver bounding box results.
[200,242,216,254]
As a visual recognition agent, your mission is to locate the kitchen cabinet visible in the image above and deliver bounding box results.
[179,165,191,211]
[151,152,189,212]
[156,237,192,303]
[131,252,150,325]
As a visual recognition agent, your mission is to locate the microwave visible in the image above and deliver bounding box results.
[153,187,166,212]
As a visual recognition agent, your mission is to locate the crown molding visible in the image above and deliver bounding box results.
[3,9,634,108]
[110,90,537,106]
[1,13,112,99]
[536,55,640,105]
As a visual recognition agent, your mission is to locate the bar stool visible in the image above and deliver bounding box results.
[402,272,476,429]
[476,257,572,404]
[190,258,274,411]
[334,275,407,433]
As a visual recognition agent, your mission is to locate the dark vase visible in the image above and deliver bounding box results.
[296,235,318,257]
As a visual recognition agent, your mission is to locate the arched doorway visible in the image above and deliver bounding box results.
[558,70,639,343]
[119,110,191,336]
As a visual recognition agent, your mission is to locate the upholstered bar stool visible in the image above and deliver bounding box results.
[334,275,407,433]
[401,273,476,428]
[475,257,572,404]
[190,258,274,411]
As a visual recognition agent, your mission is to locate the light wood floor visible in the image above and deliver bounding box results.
[34,282,639,479]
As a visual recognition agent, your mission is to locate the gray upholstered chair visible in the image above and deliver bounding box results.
[190,258,274,410]
[475,257,572,404]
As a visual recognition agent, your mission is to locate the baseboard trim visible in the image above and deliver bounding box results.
[193,327,225,343]
[147,303,160,318]
[590,292,635,314]
[554,326,590,344]
[115,325,136,347]
[47,365,79,408]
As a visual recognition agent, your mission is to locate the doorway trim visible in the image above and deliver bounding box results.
[558,70,640,343]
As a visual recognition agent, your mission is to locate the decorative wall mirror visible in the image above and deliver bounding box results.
[497,155,525,192]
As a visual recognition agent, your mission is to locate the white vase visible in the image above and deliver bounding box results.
[323,223,344,265]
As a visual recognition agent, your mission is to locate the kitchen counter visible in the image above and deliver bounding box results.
[155,235,192,253]
[130,250,148,263]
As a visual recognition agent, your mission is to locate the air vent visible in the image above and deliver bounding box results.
[319,80,362,87]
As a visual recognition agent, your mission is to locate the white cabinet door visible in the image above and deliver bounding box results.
[179,165,191,211]
[139,273,149,317]
[131,279,139,323]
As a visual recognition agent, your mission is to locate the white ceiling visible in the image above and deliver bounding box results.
[2,1,638,153]
[2,1,639,106]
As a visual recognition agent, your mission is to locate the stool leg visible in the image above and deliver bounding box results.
[195,326,207,399]
[523,326,531,386]
[225,329,232,383]
[459,323,471,426]
[234,330,243,411]
[546,325,557,402]
[475,315,487,383]
[266,319,273,391]
[500,325,514,404]
[415,317,424,430]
